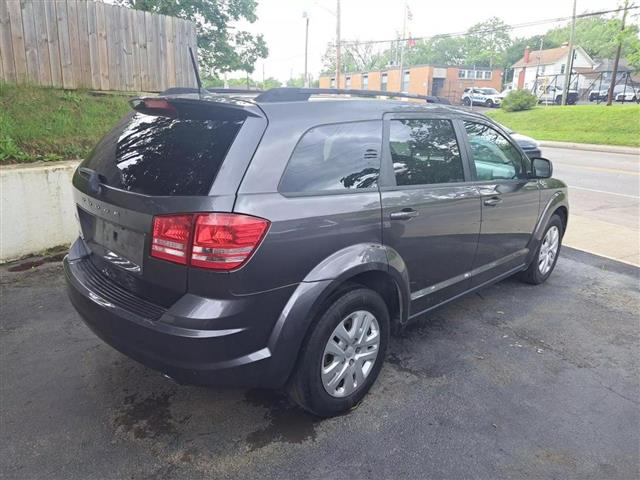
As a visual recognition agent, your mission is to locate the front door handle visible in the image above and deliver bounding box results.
[484,196,503,207]
[390,208,419,220]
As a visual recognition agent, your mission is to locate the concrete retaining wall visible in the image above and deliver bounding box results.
[1,161,80,263]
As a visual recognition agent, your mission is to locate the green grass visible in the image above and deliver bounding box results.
[486,104,640,147]
[0,84,132,164]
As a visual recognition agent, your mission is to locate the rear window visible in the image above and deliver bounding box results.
[279,121,382,195]
[82,112,243,196]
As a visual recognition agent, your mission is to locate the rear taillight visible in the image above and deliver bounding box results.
[151,215,193,264]
[191,214,269,270]
[150,213,269,271]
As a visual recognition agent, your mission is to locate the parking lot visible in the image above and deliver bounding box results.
[1,247,638,479]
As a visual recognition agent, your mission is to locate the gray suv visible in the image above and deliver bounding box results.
[65,88,568,417]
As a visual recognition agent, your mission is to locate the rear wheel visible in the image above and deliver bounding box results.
[287,287,389,417]
[554,95,562,105]
[519,214,563,285]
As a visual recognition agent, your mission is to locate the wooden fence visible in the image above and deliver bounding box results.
[0,0,197,92]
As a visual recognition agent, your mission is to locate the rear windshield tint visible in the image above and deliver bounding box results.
[82,112,243,196]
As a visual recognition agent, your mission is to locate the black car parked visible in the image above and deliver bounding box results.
[65,88,568,417]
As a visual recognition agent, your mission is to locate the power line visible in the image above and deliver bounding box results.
[335,5,639,46]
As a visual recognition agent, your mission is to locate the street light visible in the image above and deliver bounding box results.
[303,11,309,87]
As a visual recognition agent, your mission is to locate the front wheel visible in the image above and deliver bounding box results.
[462,97,471,106]
[485,99,494,108]
[519,214,563,285]
[287,287,390,417]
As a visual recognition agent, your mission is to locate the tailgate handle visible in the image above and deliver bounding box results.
[79,167,105,195]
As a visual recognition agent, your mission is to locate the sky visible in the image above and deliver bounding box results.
[235,0,635,82]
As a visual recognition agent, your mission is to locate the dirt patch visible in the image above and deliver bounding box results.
[6,251,66,272]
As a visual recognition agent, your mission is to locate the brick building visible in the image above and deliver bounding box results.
[319,65,503,104]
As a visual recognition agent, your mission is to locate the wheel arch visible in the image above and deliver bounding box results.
[265,244,411,387]
[526,189,569,265]
[553,205,568,235]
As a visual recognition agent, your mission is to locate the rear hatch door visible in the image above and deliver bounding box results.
[73,95,266,306]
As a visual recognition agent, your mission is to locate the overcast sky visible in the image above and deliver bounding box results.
[236,0,634,82]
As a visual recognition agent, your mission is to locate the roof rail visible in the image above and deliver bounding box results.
[254,87,449,104]
[160,87,263,95]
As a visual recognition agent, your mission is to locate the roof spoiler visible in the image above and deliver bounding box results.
[160,87,264,95]
[129,96,262,121]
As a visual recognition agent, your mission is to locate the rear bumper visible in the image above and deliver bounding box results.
[64,254,297,388]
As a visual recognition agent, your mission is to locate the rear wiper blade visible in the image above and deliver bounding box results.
[78,167,106,195]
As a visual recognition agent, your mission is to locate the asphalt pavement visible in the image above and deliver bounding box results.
[1,248,638,480]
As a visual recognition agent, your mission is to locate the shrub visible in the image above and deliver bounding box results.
[501,90,538,112]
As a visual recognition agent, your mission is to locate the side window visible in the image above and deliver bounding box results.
[464,121,524,180]
[389,119,465,186]
[279,121,382,194]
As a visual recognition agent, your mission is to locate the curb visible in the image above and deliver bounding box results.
[540,141,639,155]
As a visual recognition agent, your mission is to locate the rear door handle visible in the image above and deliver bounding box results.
[390,208,419,220]
[483,196,503,207]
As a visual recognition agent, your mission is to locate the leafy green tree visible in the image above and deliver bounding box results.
[202,75,224,88]
[286,75,305,87]
[545,16,640,60]
[259,77,282,89]
[321,42,389,74]
[504,35,561,69]
[405,36,466,66]
[118,0,268,76]
[463,17,512,68]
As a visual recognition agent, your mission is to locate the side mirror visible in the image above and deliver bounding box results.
[532,157,553,179]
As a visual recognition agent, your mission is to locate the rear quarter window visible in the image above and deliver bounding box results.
[82,112,244,196]
[279,120,382,195]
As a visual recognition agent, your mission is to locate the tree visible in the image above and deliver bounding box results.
[463,17,512,68]
[405,36,466,66]
[118,0,268,76]
[504,35,561,69]
[545,16,640,60]
[286,75,305,87]
[321,41,390,74]
[259,77,282,89]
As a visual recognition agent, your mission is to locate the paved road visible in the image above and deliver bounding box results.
[1,251,638,480]
[542,147,639,265]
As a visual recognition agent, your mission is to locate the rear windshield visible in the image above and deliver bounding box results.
[82,112,243,196]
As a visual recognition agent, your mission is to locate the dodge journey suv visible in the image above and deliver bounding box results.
[65,87,568,417]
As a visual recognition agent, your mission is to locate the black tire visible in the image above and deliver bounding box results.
[485,99,494,108]
[462,97,471,106]
[519,214,564,285]
[554,95,562,105]
[287,287,390,417]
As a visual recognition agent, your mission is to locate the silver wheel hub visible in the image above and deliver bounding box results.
[538,225,560,275]
[321,310,380,398]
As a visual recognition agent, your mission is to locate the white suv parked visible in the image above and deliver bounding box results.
[461,87,502,108]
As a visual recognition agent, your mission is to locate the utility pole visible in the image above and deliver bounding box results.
[303,12,309,87]
[335,0,341,88]
[561,0,577,105]
[607,0,629,106]
[398,2,407,92]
